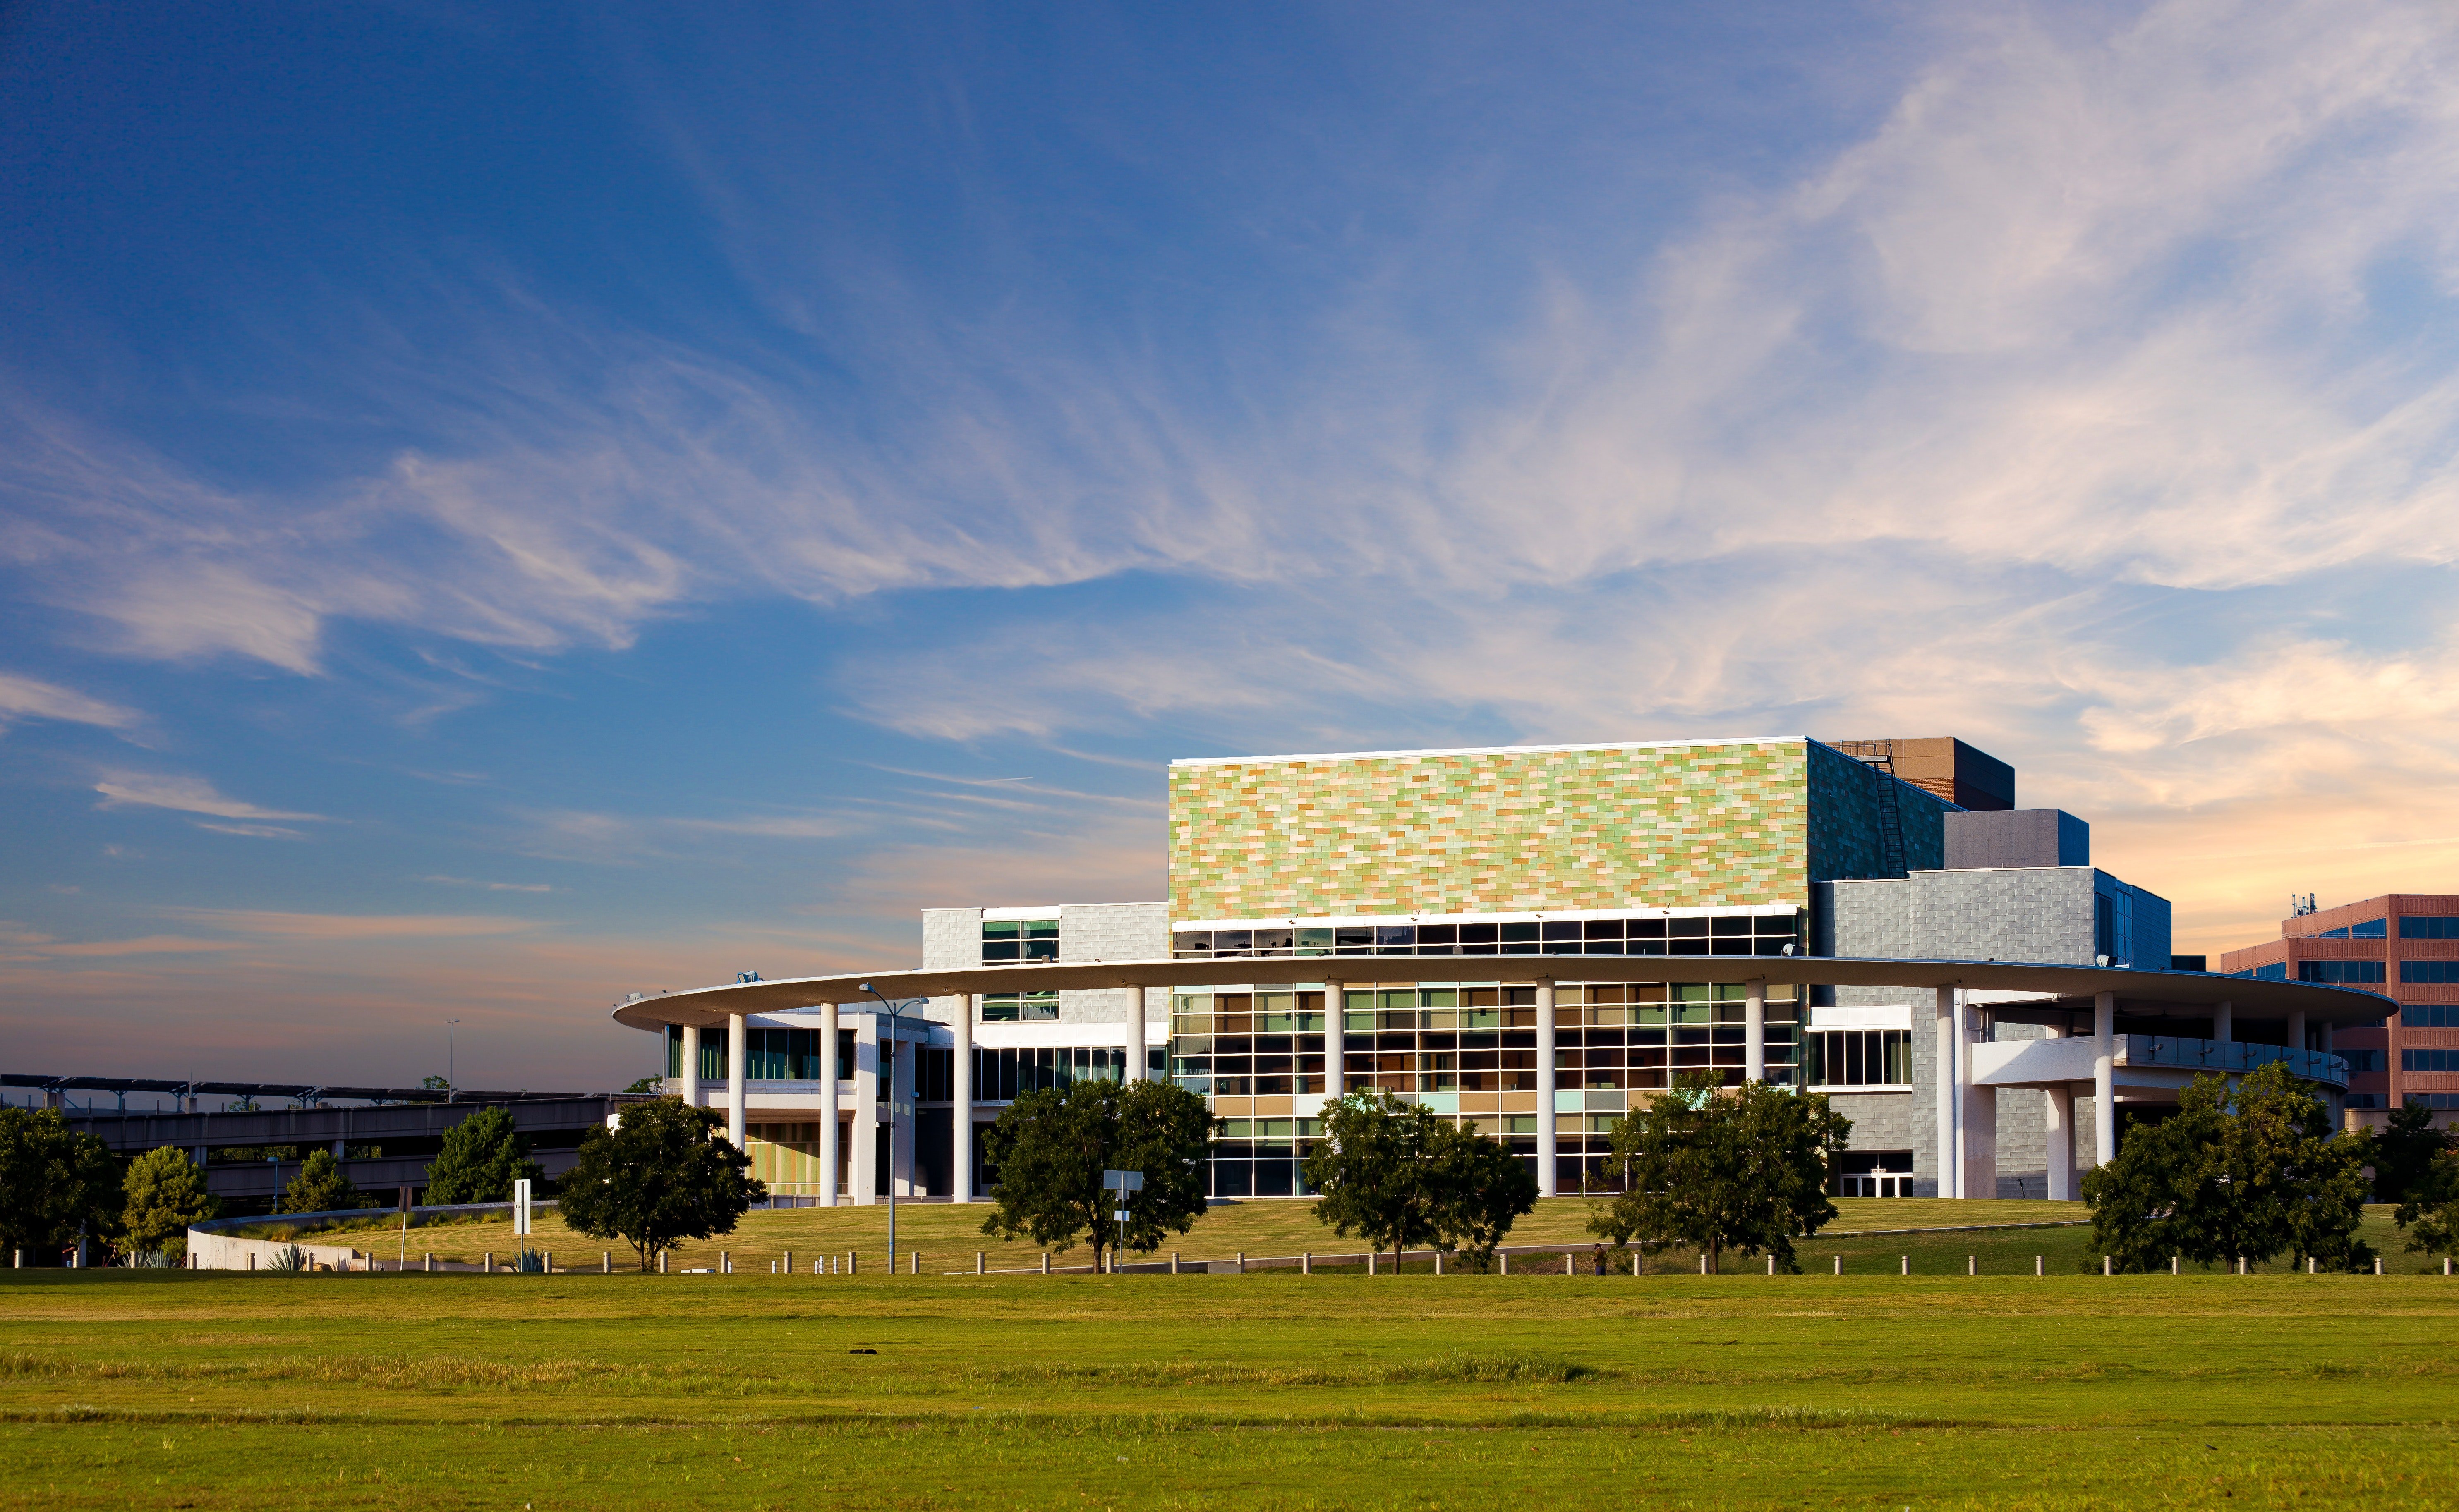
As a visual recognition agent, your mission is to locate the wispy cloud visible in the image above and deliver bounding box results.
[94,772,326,823]
[0,672,140,732]
[420,875,555,893]
[159,908,548,940]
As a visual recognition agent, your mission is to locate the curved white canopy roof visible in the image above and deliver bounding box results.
[609,955,2386,1031]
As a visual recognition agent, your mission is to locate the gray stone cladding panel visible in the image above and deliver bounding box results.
[1910,867,2099,964]
[1825,878,1911,959]
[1824,1091,1908,1152]
[921,907,983,972]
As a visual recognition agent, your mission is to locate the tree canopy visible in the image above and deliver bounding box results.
[978,1077,1216,1267]
[556,1098,765,1270]
[2395,1143,2459,1259]
[2082,1061,2372,1272]
[423,1106,545,1203]
[2373,1100,2450,1203]
[1586,1073,1850,1273]
[0,1107,123,1263]
[122,1146,218,1257]
[280,1148,370,1214]
[1302,1091,1536,1266]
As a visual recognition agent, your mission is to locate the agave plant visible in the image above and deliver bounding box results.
[122,1249,176,1269]
[264,1244,310,1273]
[514,1248,547,1274]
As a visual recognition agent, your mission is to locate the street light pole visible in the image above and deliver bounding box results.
[447,1019,460,1093]
[860,983,906,1273]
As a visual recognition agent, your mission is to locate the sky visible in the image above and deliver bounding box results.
[4,0,2457,1095]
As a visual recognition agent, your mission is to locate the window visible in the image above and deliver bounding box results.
[2298,961,2385,984]
[2401,1049,2459,1074]
[982,917,1059,963]
[968,1045,1150,1101]
[2401,916,2459,940]
[2406,1093,2459,1109]
[1170,911,1804,960]
[983,992,1059,1021]
[2346,1050,2387,1072]
[1807,1030,1912,1089]
[2320,919,2386,939]
[2231,963,2288,981]
[2402,963,2459,985]
[2094,894,2114,961]
[2404,1005,2459,1026]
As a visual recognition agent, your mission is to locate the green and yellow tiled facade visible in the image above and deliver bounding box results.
[1170,738,1941,919]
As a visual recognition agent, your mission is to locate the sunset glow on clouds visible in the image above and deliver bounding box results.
[4,0,2458,1089]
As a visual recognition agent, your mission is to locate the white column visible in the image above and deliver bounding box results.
[952,993,975,1203]
[1536,978,1558,1199]
[1323,981,1346,1100]
[1124,984,1147,1083]
[2288,1008,2307,1053]
[1934,986,1957,1197]
[680,1022,701,1107]
[1960,999,1996,1201]
[819,1003,841,1207]
[1745,977,1767,1082]
[2213,1000,2233,1043]
[853,1017,879,1205]
[2093,990,2117,1168]
[2044,1086,2076,1201]
[726,1012,748,1148]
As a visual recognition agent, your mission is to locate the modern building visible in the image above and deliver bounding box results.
[2221,893,2459,1130]
[616,736,2374,1205]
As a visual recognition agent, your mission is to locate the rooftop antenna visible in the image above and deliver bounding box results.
[2291,893,2318,918]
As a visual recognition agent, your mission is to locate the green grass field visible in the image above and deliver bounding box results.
[6,1199,2457,1509]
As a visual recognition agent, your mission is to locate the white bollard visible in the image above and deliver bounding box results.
[602,1251,610,1274]
[976,1251,985,1275]
[2104,1256,2112,1277]
[1699,1252,1708,1276]
[1501,1253,1511,1276]
[2375,1256,2383,1276]
[1235,1251,1244,1274]
[2172,1256,2179,1276]
[783,1249,792,1274]
[1172,1251,1181,1275]
[909,1251,918,1276]
[1369,1252,1377,1276]
[1302,1251,1312,1275]
[484,1252,494,1274]
[1767,1254,1775,1276]
[2035,1255,2042,1278]
[1835,1255,1842,1276]
[1436,1251,1445,1276]
[2308,1256,2315,1275]
[1041,1251,1050,1275]
[1901,1255,1908,1276]
[1967,1256,1975,1277]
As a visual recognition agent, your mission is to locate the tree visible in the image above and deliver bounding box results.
[420,1074,452,1092]
[1302,1091,1537,1268]
[122,1146,218,1258]
[620,1076,664,1095]
[1586,1073,1850,1273]
[2395,1147,2459,1259]
[423,1106,545,1203]
[978,1076,1217,1268]
[2083,1062,2372,1273]
[2374,1100,2450,1203]
[280,1148,370,1214]
[556,1098,765,1270]
[0,1107,124,1263]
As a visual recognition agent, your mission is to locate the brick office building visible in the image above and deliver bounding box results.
[2221,893,2459,1130]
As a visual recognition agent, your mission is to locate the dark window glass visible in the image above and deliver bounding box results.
[1627,919,1666,939]
[1375,924,1415,950]
[1023,919,1058,940]
[1213,929,1252,955]
[2298,960,2385,983]
[1501,921,1539,944]
[1418,923,1457,945]
[2401,916,2459,940]
[1668,918,1708,939]
[1711,916,1753,937]
[1542,921,1582,941]
[1251,928,1294,953]
[1172,930,1211,955]
[2402,962,2459,984]
[1335,925,1374,950]
[1458,922,1498,944]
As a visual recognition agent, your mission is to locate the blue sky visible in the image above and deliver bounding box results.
[5,1,2458,1091]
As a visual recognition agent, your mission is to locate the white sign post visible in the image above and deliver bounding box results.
[513,1178,532,1237]
[1102,1169,1142,1270]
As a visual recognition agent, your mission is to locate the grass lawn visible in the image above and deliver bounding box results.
[5,1203,2457,1509]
